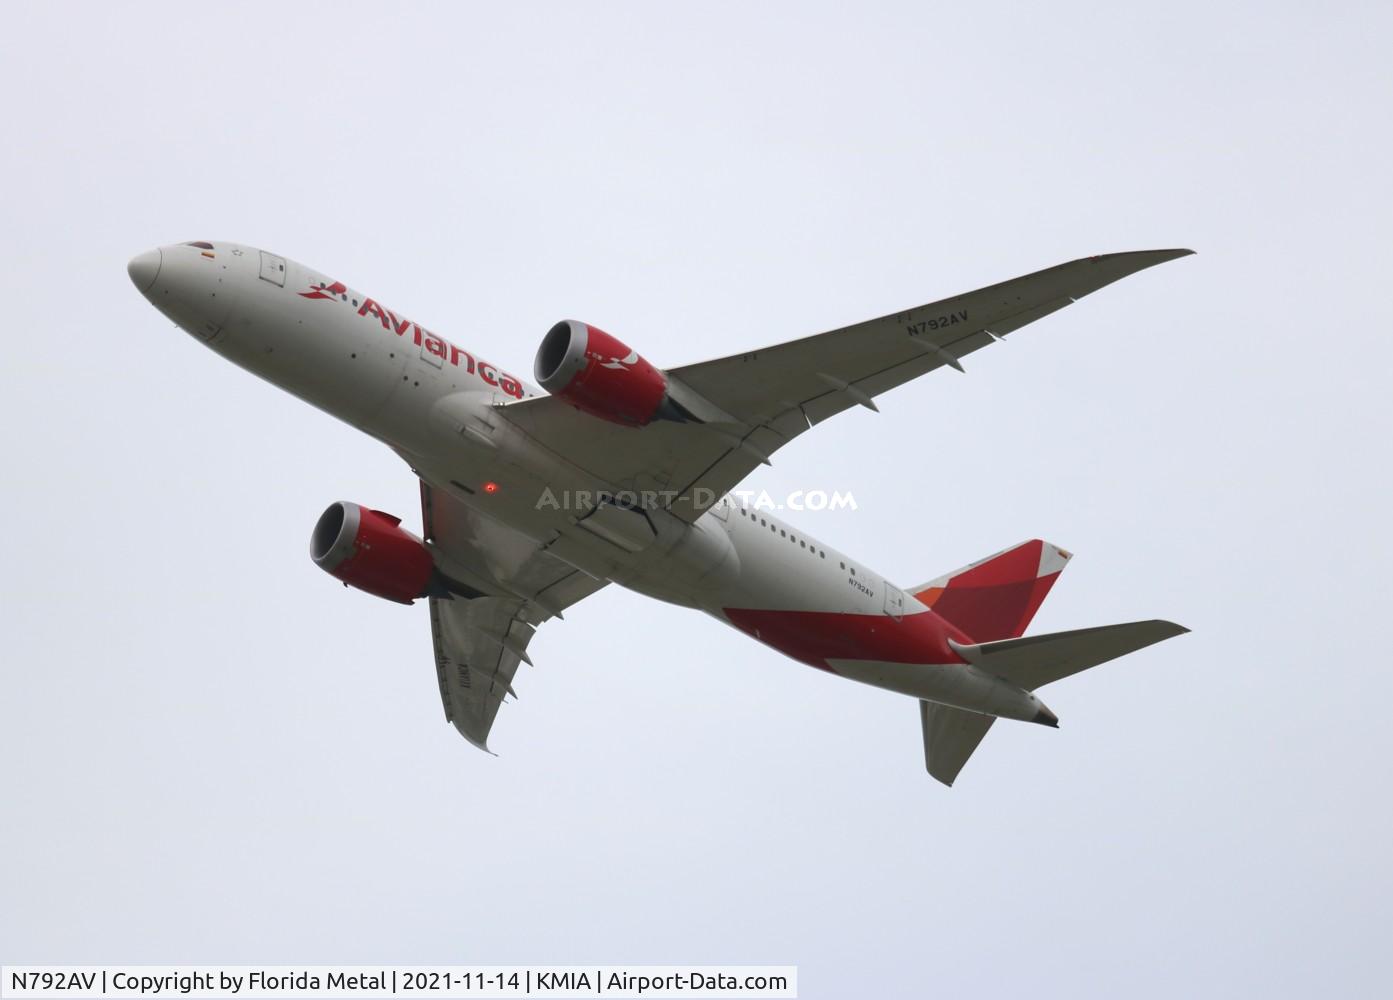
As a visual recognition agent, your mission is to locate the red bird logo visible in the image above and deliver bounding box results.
[299,280,347,301]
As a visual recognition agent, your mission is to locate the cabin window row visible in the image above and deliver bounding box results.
[734,505,828,560]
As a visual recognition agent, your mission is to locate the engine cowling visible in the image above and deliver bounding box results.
[309,501,434,604]
[534,320,675,427]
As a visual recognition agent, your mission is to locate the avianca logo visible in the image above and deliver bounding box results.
[299,280,525,398]
[298,280,348,301]
[592,348,639,371]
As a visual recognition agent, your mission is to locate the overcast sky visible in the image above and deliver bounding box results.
[3,2,1390,997]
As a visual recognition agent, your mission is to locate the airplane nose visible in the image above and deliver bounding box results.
[127,248,162,293]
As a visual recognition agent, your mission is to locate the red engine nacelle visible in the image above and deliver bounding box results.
[534,320,681,427]
[309,501,435,604]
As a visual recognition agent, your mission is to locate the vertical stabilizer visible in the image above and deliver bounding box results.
[911,539,1071,643]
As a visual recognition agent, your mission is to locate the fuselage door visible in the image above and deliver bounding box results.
[420,337,445,368]
[884,582,905,621]
[258,251,286,287]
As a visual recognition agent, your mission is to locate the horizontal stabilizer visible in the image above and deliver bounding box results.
[949,619,1189,691]
[919,700,996,786]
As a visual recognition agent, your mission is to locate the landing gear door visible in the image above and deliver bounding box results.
[884,583,905,621]
[258,251,286,286]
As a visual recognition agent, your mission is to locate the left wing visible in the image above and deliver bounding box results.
[498,249,1193,520]
[421,482,608,751]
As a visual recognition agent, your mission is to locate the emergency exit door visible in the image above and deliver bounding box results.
[258,251,286,286]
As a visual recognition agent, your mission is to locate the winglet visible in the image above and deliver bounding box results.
[456,727,499,757]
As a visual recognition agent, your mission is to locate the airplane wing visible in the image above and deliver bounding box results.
[497,250,1193,520]
[420,481,608,751]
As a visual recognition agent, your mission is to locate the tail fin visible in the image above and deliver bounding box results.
[912,539,1072,643]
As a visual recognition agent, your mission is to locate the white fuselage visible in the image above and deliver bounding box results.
[129,240,1049,722]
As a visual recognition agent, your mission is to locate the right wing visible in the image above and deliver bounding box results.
[421,481,609,751]
[498,249,1194,521]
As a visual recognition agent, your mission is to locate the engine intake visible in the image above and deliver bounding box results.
[535,320,687,427]
[310,501,435,604]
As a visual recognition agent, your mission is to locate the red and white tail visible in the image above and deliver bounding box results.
[911,539,1072,643]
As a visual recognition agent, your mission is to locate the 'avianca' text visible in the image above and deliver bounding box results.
[302,280,525,397]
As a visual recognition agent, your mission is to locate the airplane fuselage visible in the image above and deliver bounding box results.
[129,240,1056,724]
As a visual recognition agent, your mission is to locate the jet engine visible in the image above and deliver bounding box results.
[534,320,690,427]
[309,501,435,604]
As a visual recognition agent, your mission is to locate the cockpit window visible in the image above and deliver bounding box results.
[183,241,214,250]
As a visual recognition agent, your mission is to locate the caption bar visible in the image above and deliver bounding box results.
[1,967,796,1000]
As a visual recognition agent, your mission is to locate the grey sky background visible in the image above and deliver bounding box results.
[3,2,1390,996]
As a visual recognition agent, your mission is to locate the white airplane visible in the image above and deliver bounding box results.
[128,241,1191,785]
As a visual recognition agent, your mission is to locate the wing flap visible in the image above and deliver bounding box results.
[431,594,532,751]
[420,481,609,751]
[985,296,1075,337]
